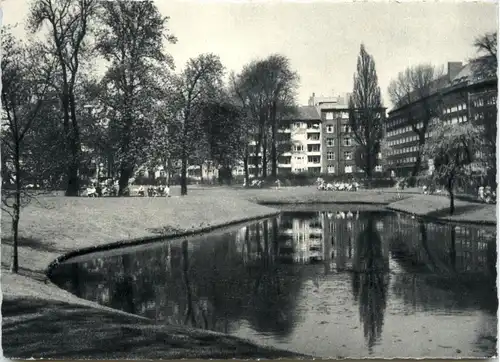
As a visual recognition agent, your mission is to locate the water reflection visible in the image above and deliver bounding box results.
[50,210,497,358]
[351,218,390,353]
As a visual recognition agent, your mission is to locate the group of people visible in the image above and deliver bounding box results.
[86,179,121,197]
[137,185,171,198]
[478,186,496,204]
[316,178,360,192]
[326,210,360,220]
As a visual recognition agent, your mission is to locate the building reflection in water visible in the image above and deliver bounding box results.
[49,210,497,357]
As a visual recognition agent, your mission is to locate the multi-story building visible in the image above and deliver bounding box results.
[309,92,386,176]
[386,61,498,177]
[278,106,323,174]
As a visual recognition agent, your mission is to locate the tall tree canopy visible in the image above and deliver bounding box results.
[349,44,384,179]
[95,0,176,195]
[28,0,99,196]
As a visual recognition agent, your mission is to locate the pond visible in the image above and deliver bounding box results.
[49,209,497,359]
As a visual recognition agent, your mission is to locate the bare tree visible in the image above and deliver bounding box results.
[387,64,444,176]
[1,29,57,273]
[349,44,384,180]
[471,31,497,79]
[28,0,99,196]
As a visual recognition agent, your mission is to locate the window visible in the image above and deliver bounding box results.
[293,145,304,152]
[325,112,334,120]
[307,144,320,152]
[308,156,320,164]
[327,152,335,160]
[326,124,334,133]
[344,165,353,173]
[341,111,349,119]
[342,125,350,133]
[343,137,352,146]
[294,122,301,128]
[307,133,320,140]
[375,165,382,172]
[344,151,352,160]
[327,138,335,147]
[327,165,335,174]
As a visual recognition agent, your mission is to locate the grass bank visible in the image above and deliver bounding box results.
[1,189,298,359]
[387,194,496,225]
[1,185,496,359]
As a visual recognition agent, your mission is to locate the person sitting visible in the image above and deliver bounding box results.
[138,185,145,197]
[335,211,342,219]
[157,185,165,197]
[346,210,354,219]
[478,186,485,202]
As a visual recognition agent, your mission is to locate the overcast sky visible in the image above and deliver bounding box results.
[1,0,497,108]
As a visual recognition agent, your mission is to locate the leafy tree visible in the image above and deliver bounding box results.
[95,0,176,195]
[233,55,299,179]
[28,0,99,196]
[1,29,57,273]
[201,98,246,184]
[169,54,225,195]
[348,44,384,179]
[387,64,444,176]
[423,122,485,215]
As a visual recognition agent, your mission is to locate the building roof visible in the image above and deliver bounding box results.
[291,105,321,120]
[451,63,473,84]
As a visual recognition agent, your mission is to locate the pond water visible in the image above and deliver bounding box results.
[50,209,497,358]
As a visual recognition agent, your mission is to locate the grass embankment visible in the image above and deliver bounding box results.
[387,194,497,225]
[1,188,298,359]
[1,185,496,359]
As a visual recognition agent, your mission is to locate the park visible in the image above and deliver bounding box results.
[1,0,498,359]
[1,184,497,358]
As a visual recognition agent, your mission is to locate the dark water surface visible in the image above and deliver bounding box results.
[50,210,497,358]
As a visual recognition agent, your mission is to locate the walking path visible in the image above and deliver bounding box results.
[1,186,496,359]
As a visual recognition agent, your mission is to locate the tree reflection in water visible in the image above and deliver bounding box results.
[351,216,390,354]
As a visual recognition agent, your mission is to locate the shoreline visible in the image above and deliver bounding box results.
[2,186,496,359]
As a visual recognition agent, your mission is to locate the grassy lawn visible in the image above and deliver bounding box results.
[2,296,303,360]
[388,194,496,225]
[1,184,495,359]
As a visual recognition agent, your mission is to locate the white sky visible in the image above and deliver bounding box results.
[1,0,498,108]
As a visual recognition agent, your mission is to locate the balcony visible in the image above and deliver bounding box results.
[307,138,321,144]
[307,151,321,156]
[306,127,321,133]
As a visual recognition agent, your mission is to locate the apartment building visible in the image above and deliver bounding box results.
[278,106,323,174]
[310,93,386,175]
[386,61,498,176]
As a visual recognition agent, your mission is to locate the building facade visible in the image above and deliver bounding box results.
[309,93,386,176]
[386,61,498,177]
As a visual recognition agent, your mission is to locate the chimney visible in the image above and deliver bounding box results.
[447,62,463,82]
[308,92,316,106]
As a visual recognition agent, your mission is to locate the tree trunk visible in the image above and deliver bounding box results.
[180,156,188,196]
[262,134,268,178]
[65,92,81,196]
[411,134,425,177]
[271,102,278,178]
[118,165,133,196]
[254,141,261,179]
[243,148,249,187]
[11,143,21,273]
[448,177,455,215]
